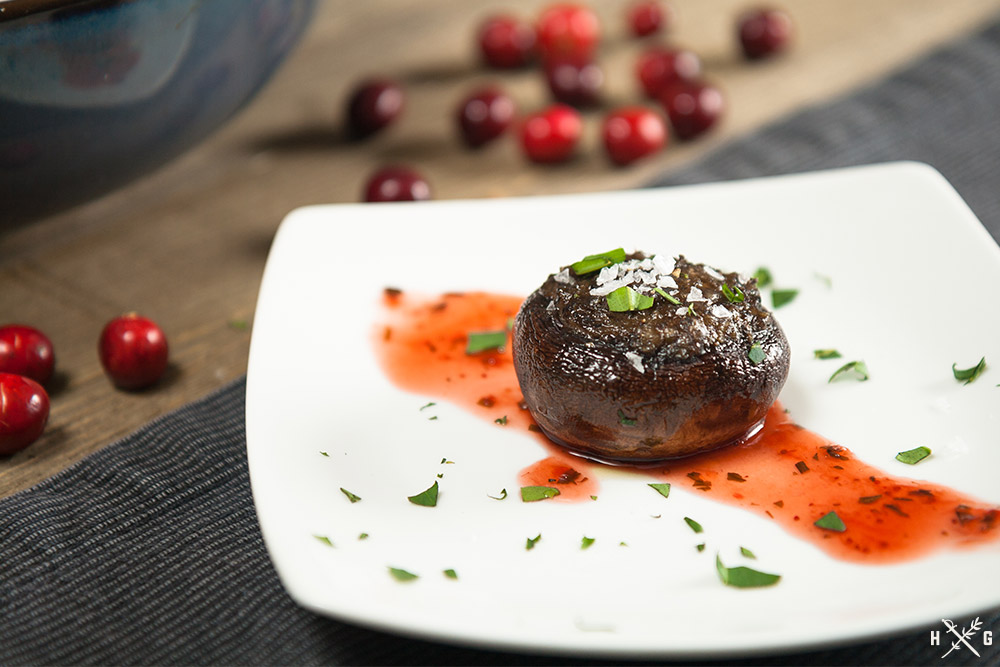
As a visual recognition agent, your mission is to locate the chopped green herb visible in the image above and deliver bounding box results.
[494,415,508,425]
[388,567,418,582]
[319,451,329,457]
[526,534,542,550]
[648,482,671,499]
[654,287,681,305]
[952,357,987,384]
[752,267,773,288]
[590,495,598,501]
[428,416,438,421]
[748,343,765,365]
[607,286,655,312]
[620,541,629,547]
[687,304,695,316]
[721,284,746,303]
[895,446,931,465]
[441,458,454,464]
[571,248,627,275]
[814,272,832,288]
[443,569,458,580]
[228,319,249,331]
[520,486,560,502]
[813,349,842,360]
[581,536,596,550]
[407,481,439,507]
[313,535,333,547]
[696,543,706,552]
[716,554,781,588]
[859,495,881,504]
[617,409,638,426]
[340,487,362,503]
[487,488,508,500]
[771,289,798,309]
[740,546,757,559]
[684,517,704,534]
[419,402,436,411]
[829,360,869,382]
[436,473,444,479]
[358,532,369,540]
[466,330,507,354]
[814,511,846,532]
[727,472,746,482]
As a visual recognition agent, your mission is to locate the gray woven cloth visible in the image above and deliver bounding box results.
[4,17,1000,667]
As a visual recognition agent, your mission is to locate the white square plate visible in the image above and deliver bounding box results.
[246,162,1000,659]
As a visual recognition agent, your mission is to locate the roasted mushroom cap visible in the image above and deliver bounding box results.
[512,252,790,462]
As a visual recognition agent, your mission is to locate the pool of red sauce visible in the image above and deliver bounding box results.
[375,290,999,564]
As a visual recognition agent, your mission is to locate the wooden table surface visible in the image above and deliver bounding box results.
[2,0,999,499]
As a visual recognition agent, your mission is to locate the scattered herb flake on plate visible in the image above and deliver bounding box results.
[419,402,436,411]
[771,289,798,309]
[813,349,842,360]
[388,567,418,582]
[829,360,869,382]
[526,534,542,550]
[466,330,507,354]
[340,487,362,503]
[716,555,781,588]
[684,517,704,534]
[358,532,369,540]
[313,535,333,547]
[953,357,987,384]
[581,536,596,550]
[752,267,773,288]
[488,488,508,500]
[814,511,846,532]
[896,446,931,465]
[648,482,671,499]
[521,486,560,502]
[319,451,329,457]
[696,543,706,552]
[408,481,439,507]
[494,415,508,425]
[740,547,757,559]
[443,569,458,580]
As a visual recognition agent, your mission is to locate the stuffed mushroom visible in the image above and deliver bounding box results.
[512,250,790,462]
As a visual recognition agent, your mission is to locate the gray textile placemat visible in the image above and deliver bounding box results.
[4,17,1000,667]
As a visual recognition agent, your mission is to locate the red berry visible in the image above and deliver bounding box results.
[627,1,671,37]
[659,79,724,140]
[363,166,432,202]
[544,56,604,108]
[519,104,583,164]
[456,87,517,148]
[602,107,667,165]
[738,8,793,60]
[636,47,701,98]
[478,15,537,68]
[346,79,403,139]
[0,324,55,385]
[536,4,601,63]
[99,313,169,390]
[0,372,50,455]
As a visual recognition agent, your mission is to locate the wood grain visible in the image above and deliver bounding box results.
[2,0,999,498]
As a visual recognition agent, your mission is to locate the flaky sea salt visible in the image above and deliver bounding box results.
[711,304,732,318]
[625,351,645,374]
[687,286,708,302]
[554,268,573,284]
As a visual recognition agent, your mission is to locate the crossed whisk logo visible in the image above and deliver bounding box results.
[930,617,994,659]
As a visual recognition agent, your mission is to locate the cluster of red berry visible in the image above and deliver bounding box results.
[349,2,792,202]
[0,315,169,455]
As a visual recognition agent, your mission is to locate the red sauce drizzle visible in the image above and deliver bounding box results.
[375,290,1000,563]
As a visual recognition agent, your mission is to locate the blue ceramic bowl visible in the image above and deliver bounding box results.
[0,0,315,225]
